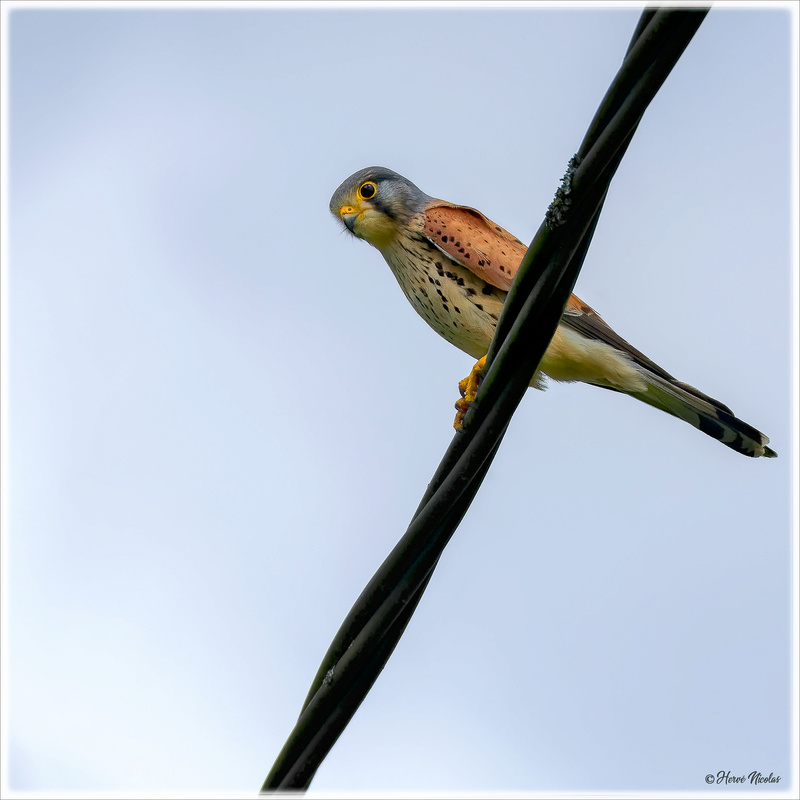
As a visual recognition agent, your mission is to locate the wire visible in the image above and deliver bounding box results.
[261,7,710,792]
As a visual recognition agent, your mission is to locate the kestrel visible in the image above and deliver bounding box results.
[330,166,776,458]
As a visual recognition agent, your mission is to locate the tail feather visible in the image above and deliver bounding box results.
[630,373,777,459]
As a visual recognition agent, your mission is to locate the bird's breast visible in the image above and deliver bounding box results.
[381,234,506,360]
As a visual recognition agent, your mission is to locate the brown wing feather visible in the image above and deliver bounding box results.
[565,294,608,323]
[423,204,606,325]
[560,304,677,383]
[423,203,529,291]
[422,201,671,383]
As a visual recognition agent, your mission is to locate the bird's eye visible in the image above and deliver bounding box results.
[358,181,377,200]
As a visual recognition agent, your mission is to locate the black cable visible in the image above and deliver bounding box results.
[262,7,709,792]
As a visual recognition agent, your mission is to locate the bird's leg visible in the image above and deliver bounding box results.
[453,356,487,429]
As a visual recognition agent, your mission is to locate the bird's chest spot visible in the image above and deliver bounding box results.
[383,237,505,359]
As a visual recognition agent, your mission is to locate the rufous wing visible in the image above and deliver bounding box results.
[423,203,605,321]
[422,202,530,292]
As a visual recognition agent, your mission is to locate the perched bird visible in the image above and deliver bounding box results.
[330,166,776,458]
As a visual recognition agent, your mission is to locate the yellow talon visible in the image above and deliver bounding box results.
[453,397,470,429]
[453,356,487,429]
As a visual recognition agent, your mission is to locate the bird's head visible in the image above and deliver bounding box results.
[329,166,431,251]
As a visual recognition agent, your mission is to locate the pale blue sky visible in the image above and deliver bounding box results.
[3,3,796,796]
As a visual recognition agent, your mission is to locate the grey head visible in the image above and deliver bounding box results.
[329,166,433,229]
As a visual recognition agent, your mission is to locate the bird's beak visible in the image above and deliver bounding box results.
[339,205,359,232]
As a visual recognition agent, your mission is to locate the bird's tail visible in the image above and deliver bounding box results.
[627,372,777,458]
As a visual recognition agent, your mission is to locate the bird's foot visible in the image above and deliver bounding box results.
[453,356,487,429]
